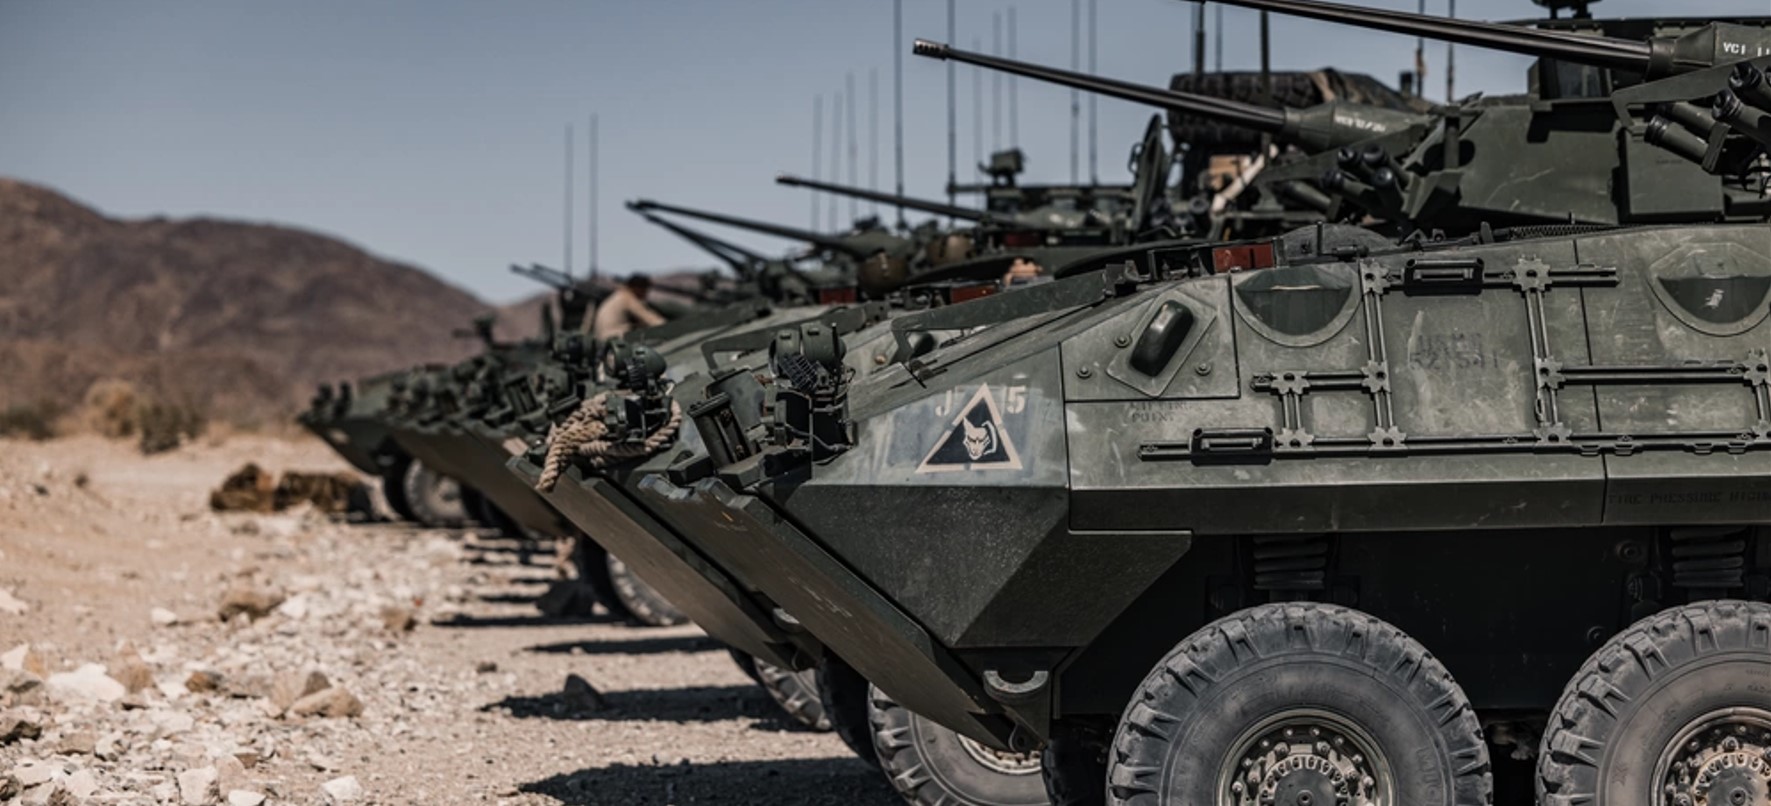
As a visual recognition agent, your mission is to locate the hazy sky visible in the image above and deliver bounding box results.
[4,0,1766,301]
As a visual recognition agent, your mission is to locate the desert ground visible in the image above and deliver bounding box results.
[0,433,899,805]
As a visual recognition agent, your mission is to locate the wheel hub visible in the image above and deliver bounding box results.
[1658,707,1771,806]
[957,734,1042,776]
[1222,713,1389,806]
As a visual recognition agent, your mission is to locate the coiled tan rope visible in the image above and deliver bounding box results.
[536,392,683,492]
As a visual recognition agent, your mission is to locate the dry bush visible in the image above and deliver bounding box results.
[136,401,206,455]
[73,379,141,438]
[63,378,208,454]
[0,401,64,440]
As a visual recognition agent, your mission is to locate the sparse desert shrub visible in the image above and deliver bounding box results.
[137,400,206,455]
[76,379,141,438]
[0,401,64,440]
[67,378,208,453]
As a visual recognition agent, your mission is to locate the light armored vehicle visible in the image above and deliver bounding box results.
[637,21,1771,805]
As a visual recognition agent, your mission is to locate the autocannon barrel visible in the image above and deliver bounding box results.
[628,199,872,258]
[1208,0,1771,79]
[775,174,1007,226]
[915,39,1285,133]
[912,38,1423,152]
[630,206,770,278]
[509,262,573,289]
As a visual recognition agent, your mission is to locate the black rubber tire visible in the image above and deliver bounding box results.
[816,656,876,761]
[756,658,832,731]
[726,647,765,685]
[568,535,619,616]
[379,455,418,522]
[605,553,688,627]
[401,459,469,527]
[1537,600,1771,806]
[869,685,1049,806]
[1107,602,1491,806]
[1041,721,1110,806]
[457,485,493,529]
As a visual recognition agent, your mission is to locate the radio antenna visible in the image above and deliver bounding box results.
[946,0,957,214]
[811,94,823,230]
[588,114,598,282]
[893,0,905,228]
[563,123,573,278]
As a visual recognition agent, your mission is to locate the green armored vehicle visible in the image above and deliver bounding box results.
[634,13,1771,806]
[503,163,1221,796]
[300,371,418,519]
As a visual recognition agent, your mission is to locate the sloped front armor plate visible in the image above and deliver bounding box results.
[512,458,802,669]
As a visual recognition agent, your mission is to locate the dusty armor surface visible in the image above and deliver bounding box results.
[650,218,1771,802]
[299,371,404,479]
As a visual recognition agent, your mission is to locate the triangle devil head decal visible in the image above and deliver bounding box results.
[916,384,1023,474]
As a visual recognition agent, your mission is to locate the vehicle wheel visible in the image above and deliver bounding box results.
[726,646,764,685]
[1537,600,1771,806]
[869,684,1049,805]
[1042,720,1110,806]
[566,535,620,617]
[1107,602,1491,806]
[817,655,875,761]
[605,554,687,627]
[457,485,492,528]
[380,455,418,521]
[401,459,469,527]
[756,657,832,731]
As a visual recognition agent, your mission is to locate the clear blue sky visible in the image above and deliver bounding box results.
[3,0,1764,302]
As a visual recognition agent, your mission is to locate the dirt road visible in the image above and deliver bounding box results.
[0,434,899,805]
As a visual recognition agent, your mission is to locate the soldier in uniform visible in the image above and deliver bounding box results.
[590,273,666,339]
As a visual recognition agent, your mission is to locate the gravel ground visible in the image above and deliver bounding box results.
[0,434,900,805]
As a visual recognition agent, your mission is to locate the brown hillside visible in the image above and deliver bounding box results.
[0,178,496,425]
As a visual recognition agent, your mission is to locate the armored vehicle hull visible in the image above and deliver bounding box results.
[300,372,404,478]
[505,302,849,668]
[659,223,1771,801]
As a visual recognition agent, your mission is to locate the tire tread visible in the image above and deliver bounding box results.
[1106,603,1491,806]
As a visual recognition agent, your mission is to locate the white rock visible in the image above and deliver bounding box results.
[0,588,26,616]
[227,791,266,806]
[274,595,308,620]
[151,710,196,737]
[320,775,363,804]
[178,766,219,805]
[151,608,181,627]
[46,663,126,702]
[1,644,31,671]
[213,754,248,795]
[64,769,98,799]
[95,731,126,760]
[21,781,64,806]
[11,761,55,787]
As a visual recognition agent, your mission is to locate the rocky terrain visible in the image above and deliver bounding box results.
[0,178,734,431]
[0,179,500,425]
[0,434,893,805]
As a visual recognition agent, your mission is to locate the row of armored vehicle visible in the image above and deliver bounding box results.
[305,4,1771,803]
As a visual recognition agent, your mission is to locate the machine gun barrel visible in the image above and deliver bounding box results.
[629,199,871,258]
[775,174,1006,226]
[509,263,573,289]
[1207,0,1767,79]
[629,205,768,278]
[914,39,1287,134]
